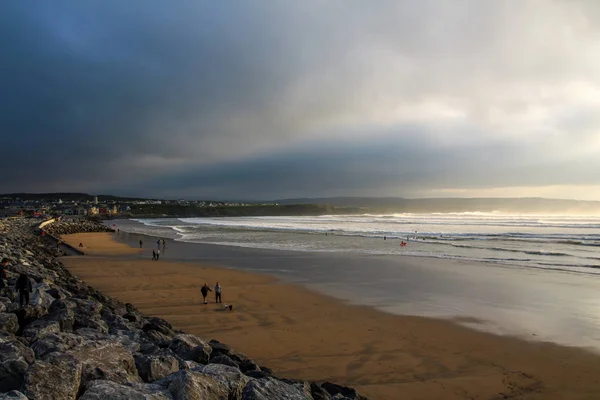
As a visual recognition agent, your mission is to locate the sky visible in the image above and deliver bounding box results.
[2,1,600,200]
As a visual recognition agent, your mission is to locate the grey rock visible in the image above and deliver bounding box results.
[209,340,257,372]
[102,312,131,332]
[167,370,229,400]
[169,334,212,364]
[143,317,176,337]
[244,371,271,380]
[310,382,332,400]
[0,290,16,303]
[0,331,15,342]
[75,328,109,340]
[30,284,56,309]
[22,352,82,400]
[279,379,313,398]
[0,339,35,391]
[123,312,143,323]
[146,329,172,347]
[45,300,75,332]
[0,391,28,400]
[320,382,367,400]
[0,302,6,313]
[238,359,261,373]
[71,297,101,313]
[79,380,172,400]
[0,313,18,334]
[184,360,202,370]
[241,378,313,400]
[22,319,60,339]
[76,317,109,333]
[135,353,180,383]
[30,332,84,359]
[196,364,250,400]
[210,354,239,368]
[112,330,142,353]
[68,339,141,387]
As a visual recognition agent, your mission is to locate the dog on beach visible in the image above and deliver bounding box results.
[223,304,233,311]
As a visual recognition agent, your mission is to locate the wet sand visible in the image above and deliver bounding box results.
[61,232,600,399]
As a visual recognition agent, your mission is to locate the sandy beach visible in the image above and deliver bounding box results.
[60,232,600,400]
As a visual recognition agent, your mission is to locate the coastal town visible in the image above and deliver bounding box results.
[0,195,251,219]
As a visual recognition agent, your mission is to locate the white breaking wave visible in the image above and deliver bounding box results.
[126,213,600,275]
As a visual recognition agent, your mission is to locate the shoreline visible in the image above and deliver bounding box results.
[105,220,600,351]
[61,231,600,399]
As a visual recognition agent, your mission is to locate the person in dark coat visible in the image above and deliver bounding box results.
[200,283,212,304]
[16,272,33,307]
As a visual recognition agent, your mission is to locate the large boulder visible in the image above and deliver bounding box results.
[46,299,76,332]
[30,283,57,309]
[135,352,180,383]
[209,340,259,373]
[22,319,60,340]
[168,334,211,364]
[67,339,141,387]
[145,330,173,348]
[78,380,172,400]
[143,317,176,337]
[22,352,82,400]
[210,354,239,368]
[166,370,229,400]
[241,378,313,400]
[101,311,131,333]
[111,330,142,354]
[195,364,250,400]
[0,339,35,391]
[0,313,19,334]
[71,298,108,333]
[30,332,84,359]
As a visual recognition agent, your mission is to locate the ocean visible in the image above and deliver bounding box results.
[126,213,600,275]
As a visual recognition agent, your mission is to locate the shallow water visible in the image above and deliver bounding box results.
[128,213,600,275]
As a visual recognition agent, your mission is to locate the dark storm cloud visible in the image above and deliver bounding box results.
[2,1,600,198]
[122,127,600,200]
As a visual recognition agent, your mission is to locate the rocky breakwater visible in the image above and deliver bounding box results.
[42,219,114,237]
[0,217,367,400]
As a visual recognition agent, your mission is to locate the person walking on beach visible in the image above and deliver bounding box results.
[152,250,156,261]
[16,271,32,307]
[139,240,143,248]
[157,239,161,249]
[156,248,160,260]
[215,282,222,303]
[0,258,9,289]
[200,283,212,304]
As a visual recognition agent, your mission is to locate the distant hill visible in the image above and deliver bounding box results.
[274,197,600,214]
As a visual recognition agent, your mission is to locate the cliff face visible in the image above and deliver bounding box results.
[0,218,367,400]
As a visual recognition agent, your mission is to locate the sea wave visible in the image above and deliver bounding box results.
[129,214,600,275]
